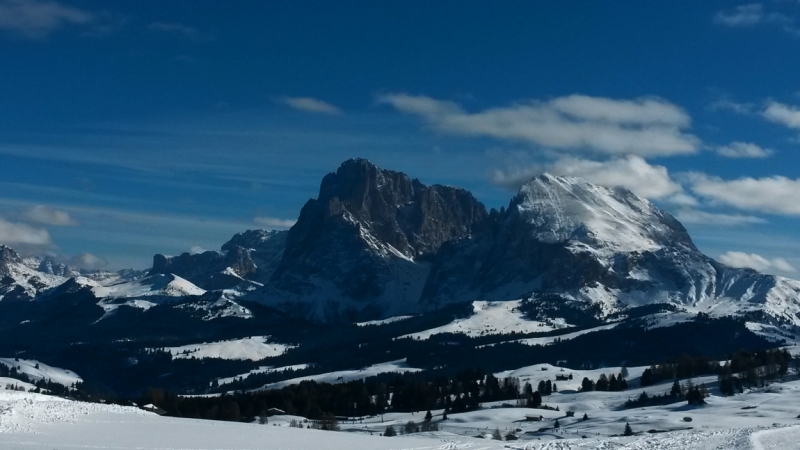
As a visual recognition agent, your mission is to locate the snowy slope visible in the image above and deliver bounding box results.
[0,358,81,386]
[515,174,681,254]
[4,376,800,449]
[257,359,421,390]
[216,364,312,386]
[402,300,570,340]
[159,336,295,361]
[90,273,206,299]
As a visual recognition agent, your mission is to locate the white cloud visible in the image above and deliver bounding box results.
[713,4,797,34]
[0,217,51,246]
[719,251,796,273]
[762,101,800,129]
[279,97,342,115]
[67,252,107,270]
[254,216,296,229]
[0,0,94,39]
[491,155,683,200]
[378,93,698,157]
[674,209,767,227]
[148,22,202,41]
[190,245,207,255]
[21,204,78,226]
[688,174,800,216]
[716,142,773,158]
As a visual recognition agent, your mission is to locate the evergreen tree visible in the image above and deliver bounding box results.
[624,422,633,436]
[384,425,397,437]
[670,379,682,397]
[424,410,433,421]
[582,413,589,421]
[554,418,560,429]
[581,377,594,392]
[596,374,609,391]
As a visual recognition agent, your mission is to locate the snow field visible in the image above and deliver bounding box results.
[159,336,296,361]
[402,300,570,341]
[257,359,421,390]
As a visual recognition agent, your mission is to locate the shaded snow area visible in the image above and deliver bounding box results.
[217,364,312,386]
[257,359,421,390]
[356,315,414,326]
[0,359,81,387]
[402,300,570,340]
[159,336,295,361]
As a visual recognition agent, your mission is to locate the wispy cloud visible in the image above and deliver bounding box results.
[21,204,78,226]
[279,97,342,115]
[708,98,754,115]
[0,0,94,39]
[713,3,799,36]
[490,155,684,200]
[67,252,107,270]
[254,216,296,229]
[378,93,699,157]
[719,250,796,273]
[148,22,204,41]
[0,216,51,246]
[716,142,773,158]
[687,173,800,216]
[189,245,207,255]
[674,209,767,227]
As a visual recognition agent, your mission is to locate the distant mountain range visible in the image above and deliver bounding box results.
[0,158,797,395]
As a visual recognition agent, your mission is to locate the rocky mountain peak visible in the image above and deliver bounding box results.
[304,158,487,259]
[0,245,22,269]
[269,159,488,314]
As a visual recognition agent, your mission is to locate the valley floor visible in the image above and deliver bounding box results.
[4,372,800,450]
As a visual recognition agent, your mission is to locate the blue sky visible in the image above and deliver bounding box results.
[1,1,800,276]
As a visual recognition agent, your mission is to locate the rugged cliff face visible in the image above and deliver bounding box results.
[150,230,287,290]
[266,158,487,319]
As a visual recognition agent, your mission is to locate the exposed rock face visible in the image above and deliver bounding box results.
[150,230,287,290]
[267,158,487,319]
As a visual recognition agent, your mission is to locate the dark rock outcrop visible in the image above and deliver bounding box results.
[267,158,487,318]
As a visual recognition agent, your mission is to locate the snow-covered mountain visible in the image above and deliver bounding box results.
[0,246,68,301]
[423,174,800,329]
[3,159,800,339]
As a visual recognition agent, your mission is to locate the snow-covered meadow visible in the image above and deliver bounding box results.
[4,359,800,449]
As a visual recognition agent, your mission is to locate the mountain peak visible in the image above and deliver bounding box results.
[511,173,694,253]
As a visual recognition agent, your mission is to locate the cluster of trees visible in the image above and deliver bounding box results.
[383,410,438,436]
[579,368,629,392]
[624,379,709,408]
[639,350,792,388]
[140,369,526,422]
